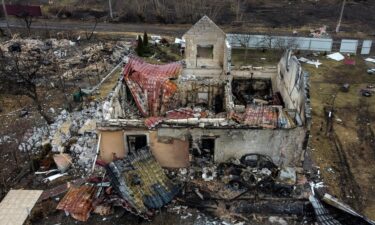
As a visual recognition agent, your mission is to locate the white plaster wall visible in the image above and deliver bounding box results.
[275,51,306,123]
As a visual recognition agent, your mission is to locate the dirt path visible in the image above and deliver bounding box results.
[1,17,374,39]
[0,19,191,37]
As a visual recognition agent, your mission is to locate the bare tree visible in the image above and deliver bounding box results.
[1,0,12,36]
[258,34,275,50]
[231,0,246,22]
[231,33,252,63]
[203,0,226,22]
[85,18,99,40]
[133,0,148,21]
[261,35,300,51]
[0,48,55,124]
[152,0,168,22]
[17,12,34,36]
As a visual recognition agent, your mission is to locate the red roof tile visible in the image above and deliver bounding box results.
[166,108,195,119]
[239,105,278,129]
[144,117,164,129]
[124,57,182,117]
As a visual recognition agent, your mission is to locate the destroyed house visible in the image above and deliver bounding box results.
[97,16,311,169]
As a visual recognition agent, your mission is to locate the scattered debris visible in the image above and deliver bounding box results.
[298,57,322,68]
[327,52,345,61]
[340,83,350,92]
[344,58,356,65]
[310,25,329,38]
[269,216,288,225]
[53,153,73,172]
[0,190,43,225]
[309,185,375,225]
[277,167,297,185]
[361,90,372,97]
[365,58,375,63]
[43,173,68,183]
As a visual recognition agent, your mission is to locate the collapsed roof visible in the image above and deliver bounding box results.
[105,148,179,219]
[124,57,182,117]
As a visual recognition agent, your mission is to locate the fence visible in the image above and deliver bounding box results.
[227,34,373,55]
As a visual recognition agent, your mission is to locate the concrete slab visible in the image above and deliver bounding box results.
[0,190,43,225]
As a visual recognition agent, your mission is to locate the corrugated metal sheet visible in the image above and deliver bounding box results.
[309,192,375,225]
[361,40,372,55]
[3,5,42,17]
[227,34,333,52]
[56,185,97,222]
[340,39,358,54]
[124,57,182,117]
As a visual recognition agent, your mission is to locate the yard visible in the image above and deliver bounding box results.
[302,54,375,220]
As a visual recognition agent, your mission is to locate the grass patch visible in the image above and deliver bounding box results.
[231,48,283,68]
[305,54,375,219]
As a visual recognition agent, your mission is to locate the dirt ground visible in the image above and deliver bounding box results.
[301,54,375,220]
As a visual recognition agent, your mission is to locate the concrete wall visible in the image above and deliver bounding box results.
[183,16,226,70]
[99,129,190,168]
[231,68,277,80]
[99,130,126,163]
[159,127,306,167]
[211,128,306,166]
[275,50,306,124]
[99,126,306,167]
[176,79,225,110]
[149,131,190,168]
[188,127,306,167]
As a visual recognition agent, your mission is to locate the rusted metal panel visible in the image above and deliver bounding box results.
[56,185,97,222]
[39,178,86,201]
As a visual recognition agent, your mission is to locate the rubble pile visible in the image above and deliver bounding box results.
[55,148,180,222]
[159,152,313,224]
[19,102,102,173]
[1,38,130,88]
